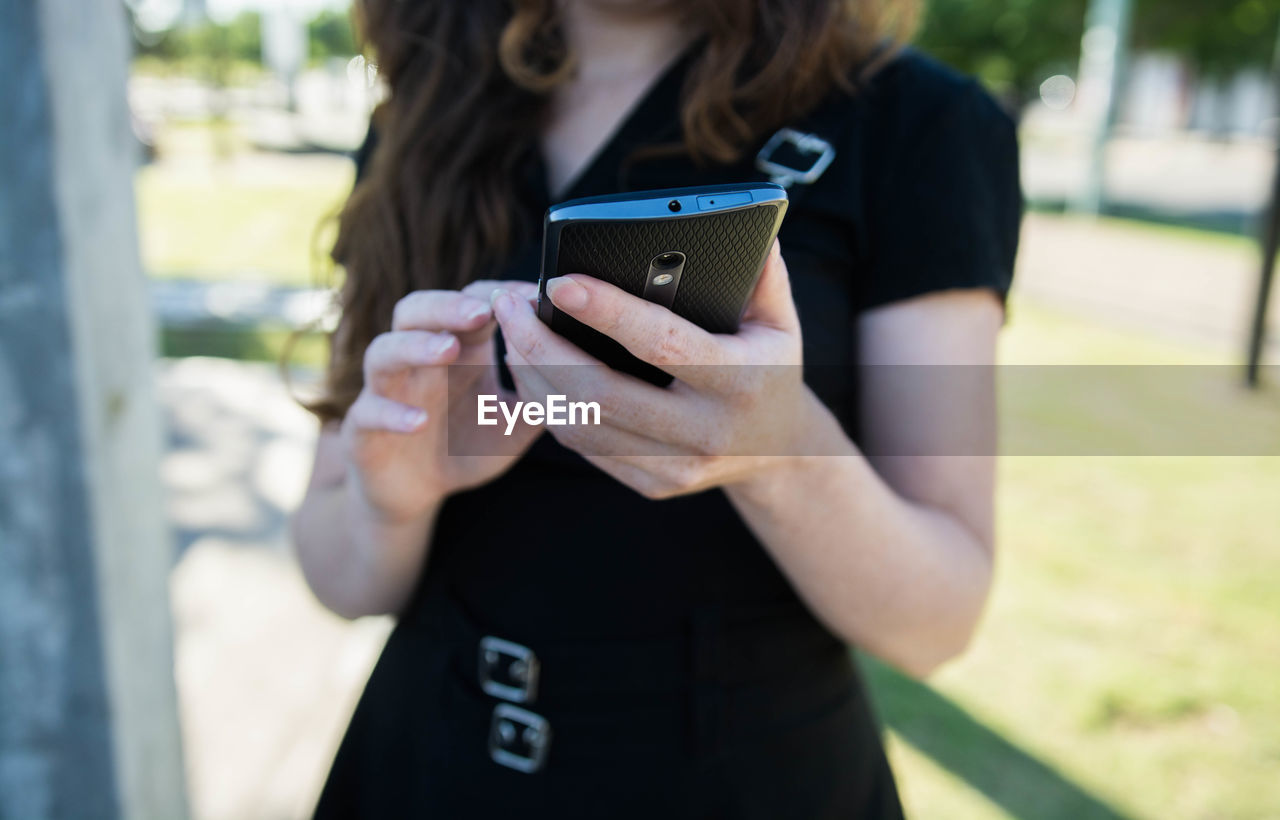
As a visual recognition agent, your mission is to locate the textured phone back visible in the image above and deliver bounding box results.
[555,202,782,334]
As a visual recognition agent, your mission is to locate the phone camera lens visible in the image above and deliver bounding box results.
[668,199,682,212]
[651,251,683,270]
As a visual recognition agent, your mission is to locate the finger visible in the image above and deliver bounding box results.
[462,279,539,304]
[499,340,553,435]
[391,290,494,347]
[505,340,683,457]
[345,390,429,435]
[556,423,688,459]
[541,274,736,391]
[492,287,600,367]
[363,330,458,388]
[739,239,800,333]
[519,357,696,444]
[496,286,696,422]
[497,286,730,447]
[578,454,675,499]
[452,281,540,353]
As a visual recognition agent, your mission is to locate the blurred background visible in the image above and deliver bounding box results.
[3,0,1279,817]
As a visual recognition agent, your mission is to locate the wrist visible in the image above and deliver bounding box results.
[725,390,850,506]
[345,468,443,534]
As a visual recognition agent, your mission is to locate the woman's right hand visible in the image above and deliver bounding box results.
[340,280,543,526]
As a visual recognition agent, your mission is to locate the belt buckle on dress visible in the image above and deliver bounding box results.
[755,128,836,189]
[478,635,540,703]
[488,703,552,774]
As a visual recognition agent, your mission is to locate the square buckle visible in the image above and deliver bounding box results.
[754,128,836,189]
[478,636,540,703]
[488,703,552,774]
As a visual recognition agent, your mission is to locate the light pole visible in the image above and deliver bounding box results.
[1074,0,1135,216]
[1244,21,1280,388]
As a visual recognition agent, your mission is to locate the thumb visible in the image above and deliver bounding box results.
[741,239,799,332]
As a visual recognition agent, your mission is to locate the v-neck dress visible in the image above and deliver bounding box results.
[314,45,1021,819]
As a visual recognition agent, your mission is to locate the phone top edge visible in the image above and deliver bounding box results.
[547,182,787,224]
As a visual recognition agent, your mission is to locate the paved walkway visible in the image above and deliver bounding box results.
[1016,212,1278,358]
[160,358,389,820]
[152,279,332,329]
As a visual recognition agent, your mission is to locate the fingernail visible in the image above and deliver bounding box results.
[426,334,455,356]
[546,276,588,311]
[490,288,513,319]
[402,408,428,430]
[461,298,490,321]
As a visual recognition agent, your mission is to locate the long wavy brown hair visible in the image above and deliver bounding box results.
[307,0,918,423]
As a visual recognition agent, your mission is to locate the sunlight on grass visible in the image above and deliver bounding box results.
[876,294,1280,820]
[135,150,351,287]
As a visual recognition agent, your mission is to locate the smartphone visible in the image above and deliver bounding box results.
[536,182,788,385]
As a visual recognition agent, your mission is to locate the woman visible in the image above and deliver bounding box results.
[292,0,1020,816]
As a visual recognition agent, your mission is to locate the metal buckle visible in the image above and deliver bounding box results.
[478,636,540,703]
[488,703,552,774]
[754,128,836,189]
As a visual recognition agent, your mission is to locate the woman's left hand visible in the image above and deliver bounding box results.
[492,240,816,499]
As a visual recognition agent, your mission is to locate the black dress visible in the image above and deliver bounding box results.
[315,46,1021,819]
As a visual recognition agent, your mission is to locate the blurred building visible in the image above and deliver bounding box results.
[1121,55,1275,137]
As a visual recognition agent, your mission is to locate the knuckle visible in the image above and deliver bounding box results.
[460,280,493,298]
[704,425,735,456]
[592,301,620,331]
[646,325,686,367]
[724,381,756,412]
[391,292,423,328]
[344,394,377,433]
[393,290,447,329]
[364,332,394,365]
[638,479,672,501]
[517,332,545,360]
[723,369,763,408]
[551,423,586,451]
[581,383,617,415]
[740,365,766,392]
[668,460,703,492]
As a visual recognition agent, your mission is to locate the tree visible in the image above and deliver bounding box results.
[914,0,1090,108]
[308,9,357,61]
[914,0,1280,107]
[130,11,262,67]
[1133,0,1280,76]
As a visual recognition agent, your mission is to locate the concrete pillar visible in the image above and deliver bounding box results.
[0,0,188,817]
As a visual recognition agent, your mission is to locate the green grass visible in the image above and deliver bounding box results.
[135,144,351,287]
[871,299,1280,819]
[159,324,328,369]
[1025,208,1259,252]
[883,451,1280,820]
[134,141,1280,817]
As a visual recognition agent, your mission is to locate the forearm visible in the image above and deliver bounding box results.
[724,392,994,678]
[290,475,439,619]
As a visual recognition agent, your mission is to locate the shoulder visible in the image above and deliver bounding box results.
[848,47,1016,145]
[862,48,980,106]
[815,50,1023,312]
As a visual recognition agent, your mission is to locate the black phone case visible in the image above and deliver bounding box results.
[536,184,788,385]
